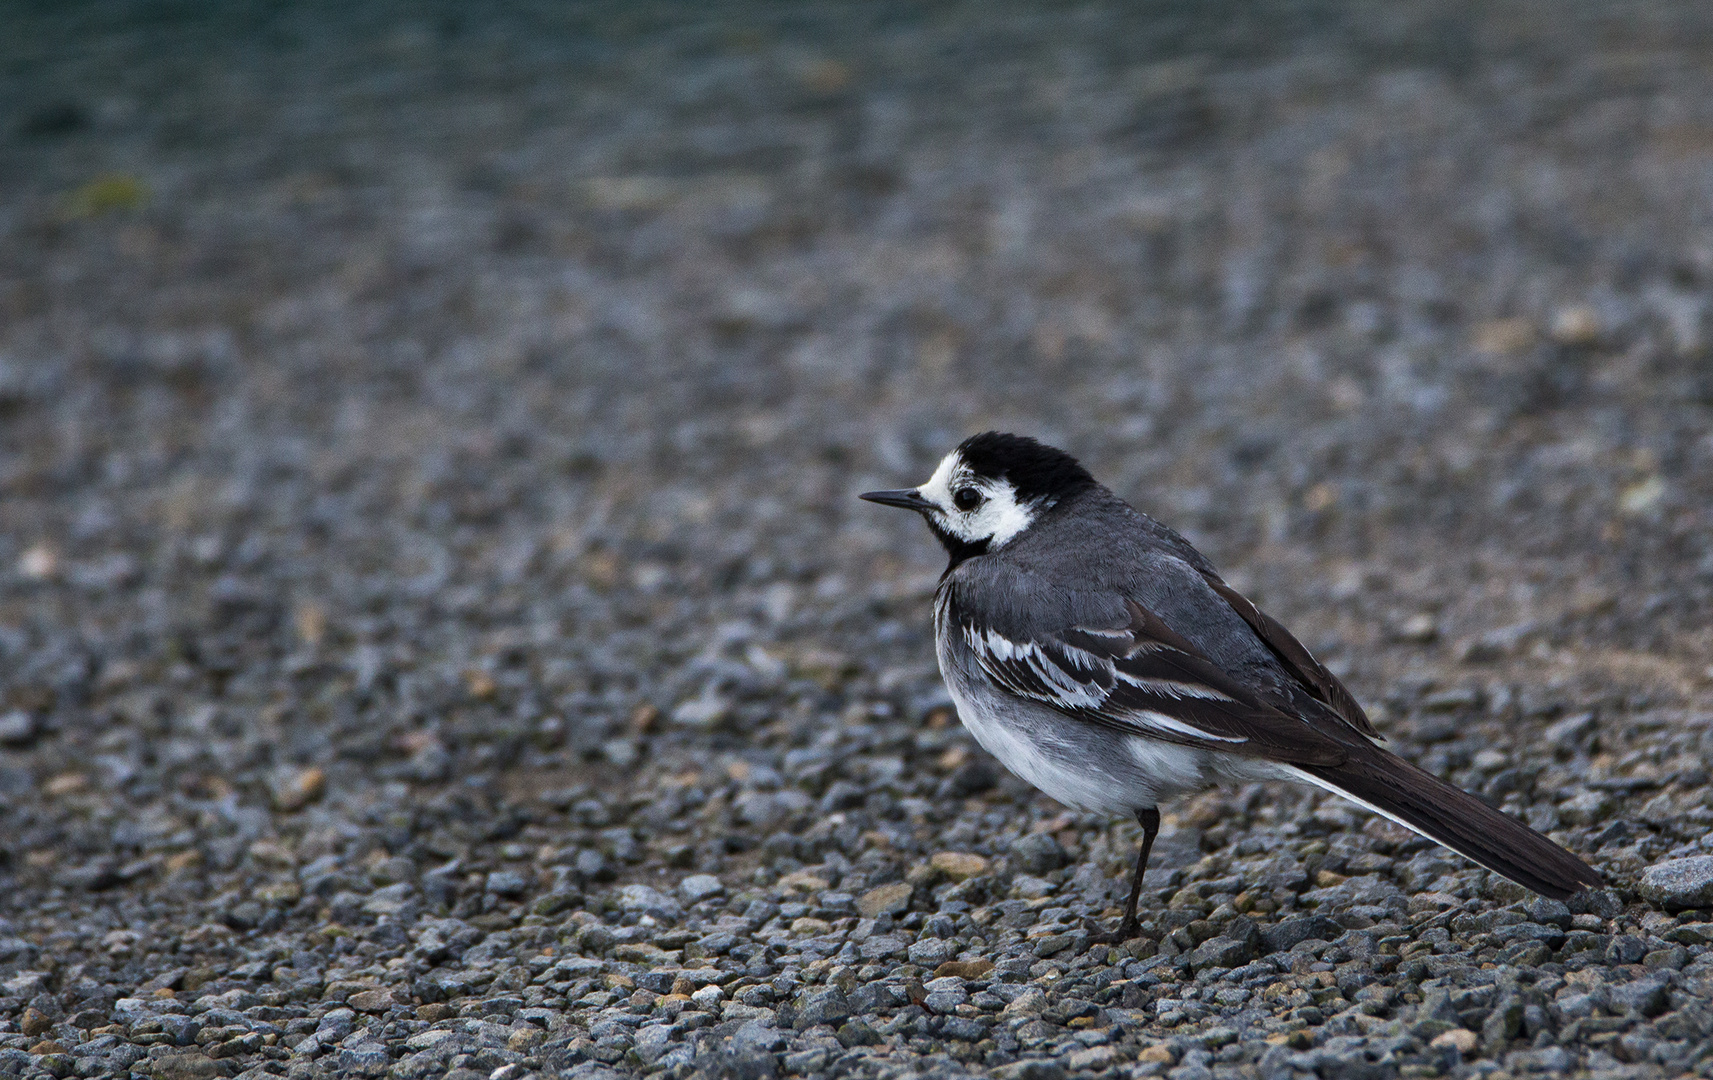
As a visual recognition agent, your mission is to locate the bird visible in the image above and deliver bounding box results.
[861,431,1601,942]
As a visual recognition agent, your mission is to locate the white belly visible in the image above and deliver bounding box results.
[937,652,1206,813]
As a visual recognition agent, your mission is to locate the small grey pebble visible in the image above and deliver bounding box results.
[677,874,724,903]
[0,711,37,747]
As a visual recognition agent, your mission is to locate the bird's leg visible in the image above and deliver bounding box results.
[1086,806,1160,945]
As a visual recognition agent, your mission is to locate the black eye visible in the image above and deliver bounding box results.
[953,486,984,511]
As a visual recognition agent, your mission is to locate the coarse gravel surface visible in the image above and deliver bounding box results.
[5,2,1713,1079]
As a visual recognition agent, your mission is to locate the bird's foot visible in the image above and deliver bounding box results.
[1082,916,1142,946]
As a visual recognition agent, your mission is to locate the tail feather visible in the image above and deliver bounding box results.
[1288,747,1603,901]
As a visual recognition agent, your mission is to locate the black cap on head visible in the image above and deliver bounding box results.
[956,432,1096,503]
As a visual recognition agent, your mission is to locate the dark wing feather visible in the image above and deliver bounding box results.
[954,594,1350,767]
[1203,576,1379,738]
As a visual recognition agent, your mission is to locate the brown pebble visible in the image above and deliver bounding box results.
[1432,1029,1478,1054]
[294,601,328,647]
[465,669,497,699]
[903,978,927,1007]
[933,959,995,980]
[629,703,661,734]
[20,1007,51,1037]
[347,988,396,1013]
[273,766,326,812]
[415,1003,456,1022]
[1549,305,1601,346]
[29,1040,66,1055]
[928,851,989,881]
[181,966,218,992]
[507,1027,544,1052]
[857,882,913,919]
[1472,317,1535,356]
[45,772,86,797]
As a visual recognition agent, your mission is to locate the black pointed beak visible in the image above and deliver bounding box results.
[859,488,934,512]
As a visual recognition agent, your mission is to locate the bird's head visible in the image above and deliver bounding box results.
[860,432,1095,564]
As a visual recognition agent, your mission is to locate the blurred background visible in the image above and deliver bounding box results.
[4,0,1713,957]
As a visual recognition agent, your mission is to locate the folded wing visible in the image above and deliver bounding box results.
[1202,575,1378,738]
[951,591,1352,767]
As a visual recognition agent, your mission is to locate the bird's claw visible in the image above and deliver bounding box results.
[1083,916,1142,945]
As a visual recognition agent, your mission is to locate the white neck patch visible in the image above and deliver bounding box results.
[914,449,1039,549]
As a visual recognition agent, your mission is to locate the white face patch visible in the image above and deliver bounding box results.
[914,449,1038,549]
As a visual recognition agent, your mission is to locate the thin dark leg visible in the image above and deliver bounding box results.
[1087,806,1160,944]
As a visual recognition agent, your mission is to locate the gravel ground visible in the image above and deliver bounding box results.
[6,2,1713,1078]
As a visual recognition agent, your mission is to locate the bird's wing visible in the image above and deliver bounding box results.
[946,587,1352,767]
[1201,575,1379,738]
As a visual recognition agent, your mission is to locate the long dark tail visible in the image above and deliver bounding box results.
[1289,745,1603,901]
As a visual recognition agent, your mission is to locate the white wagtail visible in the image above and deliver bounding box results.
[862,432,1600,941]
